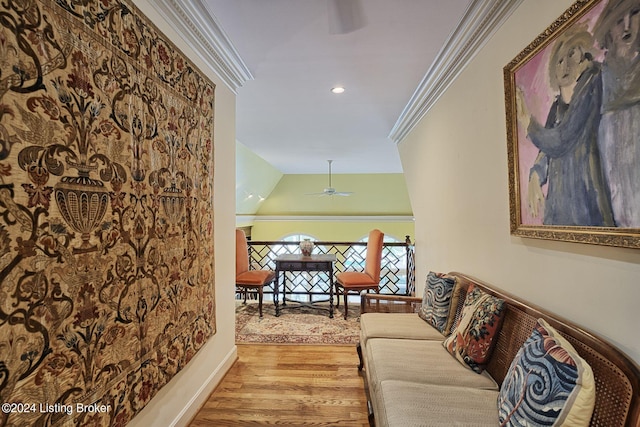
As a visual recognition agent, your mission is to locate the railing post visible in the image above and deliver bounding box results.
[405,235,415,296]
[405,236,410,295]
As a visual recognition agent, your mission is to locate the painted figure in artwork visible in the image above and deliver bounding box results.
[594,0,640,227]
[518,26,614,226]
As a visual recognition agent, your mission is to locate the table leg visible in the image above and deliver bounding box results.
[329,266,334,318]
[282,272,287,306]
[274,268,280,317]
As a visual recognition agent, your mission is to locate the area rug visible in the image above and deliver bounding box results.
[236,301,360,345]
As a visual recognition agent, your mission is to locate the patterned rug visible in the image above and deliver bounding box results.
[235,301,360,345]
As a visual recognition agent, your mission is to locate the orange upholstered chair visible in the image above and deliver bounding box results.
[335,229,384,319]
[236,229,275,317]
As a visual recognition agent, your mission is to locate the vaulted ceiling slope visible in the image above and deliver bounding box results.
[151,0,524,174]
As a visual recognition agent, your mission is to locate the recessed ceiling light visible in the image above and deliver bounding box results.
[331,86,345,94]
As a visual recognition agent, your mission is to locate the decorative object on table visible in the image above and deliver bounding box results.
[300,238,315,256]
[335,229,384,319]
[0,0,216,425]
[504,0,640,249]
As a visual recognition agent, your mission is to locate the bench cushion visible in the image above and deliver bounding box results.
[375,381,499,427]
[365,338,499,394]
[360,313,445,345]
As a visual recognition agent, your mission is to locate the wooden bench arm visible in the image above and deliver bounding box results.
[360,293,422,314]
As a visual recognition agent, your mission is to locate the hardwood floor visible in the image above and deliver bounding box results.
[189,344,369,426]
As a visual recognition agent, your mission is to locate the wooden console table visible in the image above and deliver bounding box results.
[274,254,336,318]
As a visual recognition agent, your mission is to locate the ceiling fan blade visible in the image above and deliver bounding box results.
[305,191,352,197]
[327,0,366,34]
[305,160,354,196]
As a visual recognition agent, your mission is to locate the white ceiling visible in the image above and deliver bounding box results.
[201,0,471,174]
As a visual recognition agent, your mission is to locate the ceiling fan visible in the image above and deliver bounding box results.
[306,160,354,197]
[327,0,366,34]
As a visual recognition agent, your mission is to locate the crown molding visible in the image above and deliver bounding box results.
[389,0,524,144]
[237,215,415,223]
[151,0,253,93]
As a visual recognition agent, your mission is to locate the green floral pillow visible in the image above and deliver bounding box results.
[418,272,460,334]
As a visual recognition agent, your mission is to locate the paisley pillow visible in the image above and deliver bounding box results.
[498,318,595,426]
[442,284,505,373]
[418,272,460,334]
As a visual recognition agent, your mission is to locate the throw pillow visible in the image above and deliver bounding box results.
[418,272,460,334]
[442,284,505,373]
[498,318,596,427]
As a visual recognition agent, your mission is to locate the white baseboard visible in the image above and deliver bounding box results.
[128,343,238,427]
[172,345,238,426]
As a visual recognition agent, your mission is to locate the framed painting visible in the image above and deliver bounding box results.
[504,0,640,249]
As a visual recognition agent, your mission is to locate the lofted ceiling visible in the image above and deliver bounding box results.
[151,0,523,175]
[201,0,470,174]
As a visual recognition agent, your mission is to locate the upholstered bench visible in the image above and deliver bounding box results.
[358,272,640,427]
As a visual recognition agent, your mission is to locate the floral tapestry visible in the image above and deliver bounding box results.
[0,0,216,425]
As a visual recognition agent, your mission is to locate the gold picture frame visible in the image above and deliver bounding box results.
[504,0,640,249]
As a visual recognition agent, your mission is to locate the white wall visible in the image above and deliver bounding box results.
[399,0,640,365]
[128,2,237,426]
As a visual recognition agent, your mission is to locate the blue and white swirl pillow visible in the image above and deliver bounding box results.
[418,272,459,334]
[498,318,595,426]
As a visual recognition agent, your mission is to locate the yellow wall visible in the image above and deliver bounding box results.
[238,168,414,241]
[236,142,283,215]
[250,219,414,243]
[399,0,640,364]
[257,173,412,216]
